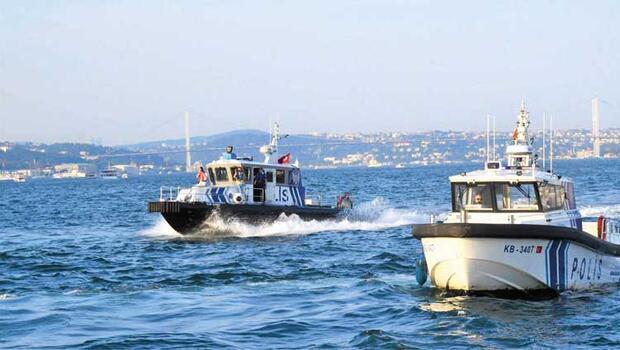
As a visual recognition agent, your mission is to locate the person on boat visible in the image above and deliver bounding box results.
[222,146,237,160]
[233,167,246,182]
[337,192,353,209]
[253,168,266,203]
[474,194,483,204]
[196,166,208,185]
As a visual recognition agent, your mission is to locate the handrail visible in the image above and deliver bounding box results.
[159,186,181,201]
[252,187,265,203]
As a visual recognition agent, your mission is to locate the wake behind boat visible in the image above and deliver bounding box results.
[149,123,353,234]
[413,102,620,297]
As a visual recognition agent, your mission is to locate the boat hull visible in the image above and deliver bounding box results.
[413,224,620,295]
[148,201,341,234]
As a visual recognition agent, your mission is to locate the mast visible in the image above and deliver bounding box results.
[486,114,490,162]
[513,100,530,145]
[542,113,546,169]
[592,97,601,157]
[260,121,281,163]
[505,100,534,168]
[550,114,554,172]
[492,114,496,160]
[184,112,192,172]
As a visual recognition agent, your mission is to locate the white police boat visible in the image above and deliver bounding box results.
[149,123,353,234]
[413,102,620,297]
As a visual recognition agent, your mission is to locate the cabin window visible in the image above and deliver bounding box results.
[452,183,493,211]
[244,167,251,182]
[539,183,565,211]
[214,167,229,182]
[289,169,301,186]
[230,167,248,182]
[253,168,262,180]
[565,182,576,209]
[275,169,286,184]
[266,170,274,183]
[452,183,467,211]
[208,168,216,184]
[494,183,539,211]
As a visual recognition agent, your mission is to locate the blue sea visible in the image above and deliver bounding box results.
[1,160,620,349]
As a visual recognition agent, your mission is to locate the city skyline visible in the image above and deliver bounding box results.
[1,1,619,145]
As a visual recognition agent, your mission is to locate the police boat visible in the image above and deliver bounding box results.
[148,123,353,234]
[413,102,620,297]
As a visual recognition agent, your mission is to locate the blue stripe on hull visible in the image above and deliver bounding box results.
[545,239,570,291]
[289,186,298,206]
[548,240,561,290]
[558,240,569,291]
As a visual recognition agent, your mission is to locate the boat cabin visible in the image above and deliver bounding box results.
[450,171,577,214]
[200,158,306,207]
[178,123,314,208]
[443,101,581,229]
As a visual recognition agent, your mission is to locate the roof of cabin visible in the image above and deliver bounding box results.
[206,158,299,170]
[449,168,571,185]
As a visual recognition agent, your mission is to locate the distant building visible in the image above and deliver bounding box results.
[53,163,97,178]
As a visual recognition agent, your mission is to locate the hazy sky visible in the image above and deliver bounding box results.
[1,0,618,145]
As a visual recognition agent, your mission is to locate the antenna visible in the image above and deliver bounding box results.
[184,112,192,173]
[492,114,496,160]
[486,114,490,162]
[592,97,601,157]
[550,114,554,173]
[542,113,546,170]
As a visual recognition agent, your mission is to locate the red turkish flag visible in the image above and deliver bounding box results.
[278,153,291,164]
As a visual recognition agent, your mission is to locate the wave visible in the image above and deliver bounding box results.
[140,217,183,239]
[140,198,426,240]
[580,204,620,220]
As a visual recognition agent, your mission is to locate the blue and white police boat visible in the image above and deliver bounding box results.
[413,102,620,297]
[149,123,353,234]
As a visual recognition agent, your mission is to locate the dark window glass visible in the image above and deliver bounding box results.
[244,167,251,181]
[266,171,274,183]
[452,183,467,212]
[276,169,285,184]
[208,168,216,184]
[215,167,229,182]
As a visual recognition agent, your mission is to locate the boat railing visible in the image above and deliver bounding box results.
[159,186,181,201]
[304,194,323,206]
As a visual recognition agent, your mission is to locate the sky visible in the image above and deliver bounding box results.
[0,0,618,145]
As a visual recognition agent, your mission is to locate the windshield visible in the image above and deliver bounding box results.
[452,182,541,212]
[494,183,539,211]
[452,183,494,211]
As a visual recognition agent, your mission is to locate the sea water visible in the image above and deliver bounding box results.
[1,160,620,348]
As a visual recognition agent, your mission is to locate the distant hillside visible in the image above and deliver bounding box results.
[0,142,164,170]
[121,129,351,166]
[123,129,271,150]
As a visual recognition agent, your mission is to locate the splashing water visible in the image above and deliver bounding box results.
[580,204,620,220]
[141,198,426,239]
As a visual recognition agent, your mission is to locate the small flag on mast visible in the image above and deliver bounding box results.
[278,153,291,164]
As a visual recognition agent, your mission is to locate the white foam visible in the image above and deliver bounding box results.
[580,204,620,220]
[139,218,183,239]
[141,198,426,240]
